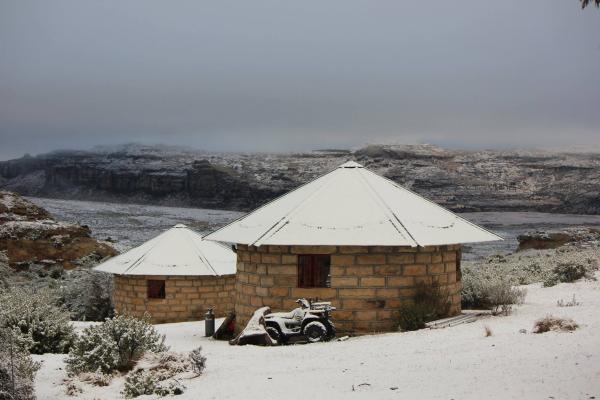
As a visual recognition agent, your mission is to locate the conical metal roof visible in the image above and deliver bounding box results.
[205,162,502,247]
[94,224,236,276]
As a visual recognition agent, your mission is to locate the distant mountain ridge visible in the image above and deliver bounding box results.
[1,143,599,214]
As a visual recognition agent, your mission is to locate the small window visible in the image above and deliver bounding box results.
[147,280,166,299]
[298,255,331,288]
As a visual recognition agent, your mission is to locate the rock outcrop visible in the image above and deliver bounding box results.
[0,191,117,269]
[517,227,600,251]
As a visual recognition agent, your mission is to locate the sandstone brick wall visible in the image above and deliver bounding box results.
[113,274,235,323]
[235,245,462,334]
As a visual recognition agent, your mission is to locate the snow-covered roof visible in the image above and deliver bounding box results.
[94,224,236,276]
[205,161,502,247]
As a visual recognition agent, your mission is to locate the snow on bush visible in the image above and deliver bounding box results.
[121,348,205,398]
[463,247,599,291]
[461,267,526,314]
[0,327,40,400]
[58,269,114,321]
[398,282,450,331]
[0,288,75,354]
[65,314,167,375]
[533,316,579,333]
[542,256,597,287]
[122,370,157,398]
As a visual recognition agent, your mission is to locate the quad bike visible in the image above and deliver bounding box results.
[264,298,336,344]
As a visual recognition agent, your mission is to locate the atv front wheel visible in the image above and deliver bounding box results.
[303,321,328,343]
[266,326,283,345]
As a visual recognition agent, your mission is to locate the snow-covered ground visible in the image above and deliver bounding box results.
[34,274,600,400]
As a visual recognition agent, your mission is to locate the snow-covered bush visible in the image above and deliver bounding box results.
[461,266,526,314]
[463,247,599,290]
[0,288,75,354]
[189,347,206,376]
[0,327,40,400]
[542,256,597,287]
[121,352,192,398]
[58,269,114,321]
[65,314,167,375]
[154,379,185,396]
[122,370,157,398]
[398,282,450,331]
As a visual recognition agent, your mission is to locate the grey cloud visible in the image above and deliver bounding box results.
[0,0,599,159]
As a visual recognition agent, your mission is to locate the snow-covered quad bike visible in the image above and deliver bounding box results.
[264,298,336,344]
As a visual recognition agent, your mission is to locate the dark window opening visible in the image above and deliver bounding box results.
[298,254,331,288]
[147,280,166,299]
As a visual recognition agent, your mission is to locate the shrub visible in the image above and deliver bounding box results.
[533,316,578,333]
[398,282,450,331]
[65,314,167,375]
[397,303,432,331]
[58,270,114,321]
[0,327,40,400]
[122,370,157,398]
[543,258,596,287]
[121,352,192,398]
[189,347,206,376]
[0,288,75,354]
[462,267,526,314]
[463,247,600,289]
[154,380,185,396]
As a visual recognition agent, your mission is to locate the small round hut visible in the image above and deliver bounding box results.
[205,161,501,334]
[95,224,236,323]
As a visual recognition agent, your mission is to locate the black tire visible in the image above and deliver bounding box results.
[303,321,328,343]
[327,321,336,340]
[266,325,282,344]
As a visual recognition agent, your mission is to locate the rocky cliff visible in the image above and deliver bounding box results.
[1,143,600,214]
[0,145,281,210]
[0,191,117,270]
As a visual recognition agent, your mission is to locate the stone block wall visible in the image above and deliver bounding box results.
[113,274,235,323]
[234,245,461,334]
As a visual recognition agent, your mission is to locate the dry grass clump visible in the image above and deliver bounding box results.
[79,371,113,387]
[556,294,580,308]
[533,315,579,334]
[484,325,493,337]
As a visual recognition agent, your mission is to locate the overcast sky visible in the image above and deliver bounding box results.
[0,1,599,160]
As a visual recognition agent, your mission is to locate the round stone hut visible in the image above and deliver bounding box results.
[95,224,236,323]
[205,161,501,334]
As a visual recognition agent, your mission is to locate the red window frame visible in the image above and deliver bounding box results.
[147,280,166,299]
[298,254,331,288]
